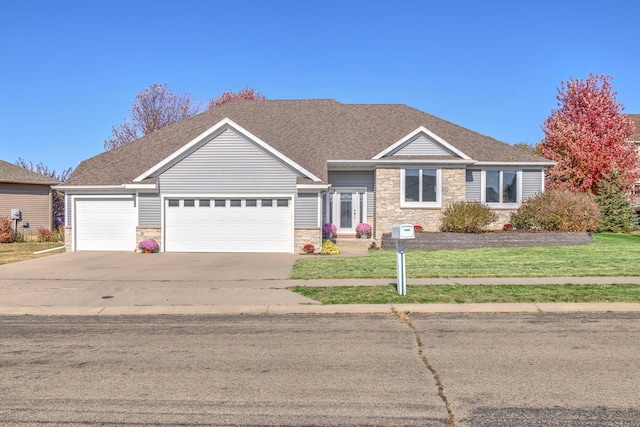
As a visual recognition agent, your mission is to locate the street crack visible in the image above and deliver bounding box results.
[393,309,457,427]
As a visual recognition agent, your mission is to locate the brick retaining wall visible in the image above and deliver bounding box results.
[381,231,594,251]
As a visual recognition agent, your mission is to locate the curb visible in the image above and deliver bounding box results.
[2,302,640,316]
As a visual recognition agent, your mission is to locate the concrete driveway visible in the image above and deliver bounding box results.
[0,251,299,282]
[0,252,317,313]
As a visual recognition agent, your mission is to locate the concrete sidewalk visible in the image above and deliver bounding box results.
[1,276,640,316]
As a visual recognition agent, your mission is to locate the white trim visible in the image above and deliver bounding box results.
[328,159,474,167]
[317,193,323,227]
[64,192,69,227]
[481,169,521,209]
[372,127,473,160]
[133,117,322,183]
[296,184,331,191]
[161,193,293,199]
[70,194,135,199]
[400,168,442,208]
[54,184,157,191]
[475,161,555,167]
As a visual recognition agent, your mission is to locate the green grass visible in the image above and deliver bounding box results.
[292,284,640,304]
[0,241,65,265]
[290,233,640,279]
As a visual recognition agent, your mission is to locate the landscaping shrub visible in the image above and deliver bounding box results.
[440,201,498,233]
[38,228,53,242]
[595,169,637,233]
[0,216,15,243]
[511,189,600,232]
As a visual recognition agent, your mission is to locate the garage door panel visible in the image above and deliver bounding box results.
[165,198,292,253]
[75,199,136,251]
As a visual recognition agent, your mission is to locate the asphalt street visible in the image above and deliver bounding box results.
[1,313,639,426]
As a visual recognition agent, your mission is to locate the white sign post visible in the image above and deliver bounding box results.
[391,224,415,296]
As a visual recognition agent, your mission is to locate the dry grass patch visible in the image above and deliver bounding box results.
[0,242,65,265]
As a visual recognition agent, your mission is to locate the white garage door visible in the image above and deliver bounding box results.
[164,197,292,253]
[75,198,137,251]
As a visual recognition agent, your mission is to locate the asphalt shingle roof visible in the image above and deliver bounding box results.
[0,160,60,185]
[628,114,640,141]
[68,100,551,186]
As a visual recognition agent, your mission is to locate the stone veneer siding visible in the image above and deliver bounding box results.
[64,226,72,251]
[136,227,161,252]
[375,168,467,237]
[294,227,322,253]
[374,168,520,236]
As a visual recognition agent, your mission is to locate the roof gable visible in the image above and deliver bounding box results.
[373,127,472,160]
[133,117,322,182]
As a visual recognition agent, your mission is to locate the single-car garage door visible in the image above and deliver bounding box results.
[164,197,292,253]
[74,198,137,251]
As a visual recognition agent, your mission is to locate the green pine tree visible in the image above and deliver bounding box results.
[595,168,636,233]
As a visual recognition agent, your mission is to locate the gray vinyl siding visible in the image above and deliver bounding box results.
[522,169,543,200]
[0,183,51,231]
[465,169,481,201]
[328,170,375,213]
[392,134,457,156]
[138,193,161,226]
[295,193,319,227]
[159,128,298,194]
[65,193,138,226]
[66,194,72,225]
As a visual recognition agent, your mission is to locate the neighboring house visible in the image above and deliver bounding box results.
[627,114,640,212]
[0,159,59,234]
[57,100,553,253]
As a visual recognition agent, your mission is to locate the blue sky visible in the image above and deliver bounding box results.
[1,0,639,174]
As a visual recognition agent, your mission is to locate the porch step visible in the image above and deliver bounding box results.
[333,238,375,256]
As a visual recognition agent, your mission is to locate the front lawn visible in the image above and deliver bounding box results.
[0,241,65,265]
[290,233,640,279]
[292,283,640,304]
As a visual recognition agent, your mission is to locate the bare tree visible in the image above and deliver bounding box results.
[16,158,72,229]
[104,83,202,150]
[104,84,266,150]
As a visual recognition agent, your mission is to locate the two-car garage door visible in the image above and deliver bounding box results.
[73,196,293,252]
[164,197,292,252]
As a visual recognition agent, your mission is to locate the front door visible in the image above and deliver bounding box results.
[330,188,365,235]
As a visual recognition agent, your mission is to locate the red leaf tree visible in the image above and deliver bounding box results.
[540,73,639,194]
[207,87,265,109]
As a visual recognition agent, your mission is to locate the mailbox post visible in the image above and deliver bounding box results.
[391,224,415,295]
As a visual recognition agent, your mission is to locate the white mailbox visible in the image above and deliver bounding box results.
[391,223,415,240]
[391,224,414,296]
[10,209,21,220]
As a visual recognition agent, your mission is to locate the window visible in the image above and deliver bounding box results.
[261,199,273,207]
[246,199,257,207]
[485,170,518,204]
[402,168,441,206]
[183,199,195,207]
[198,199,210,207]
[214,199,226,207]
[168,199,179,207]
[230,199,241,207]
[277,199,289,207]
